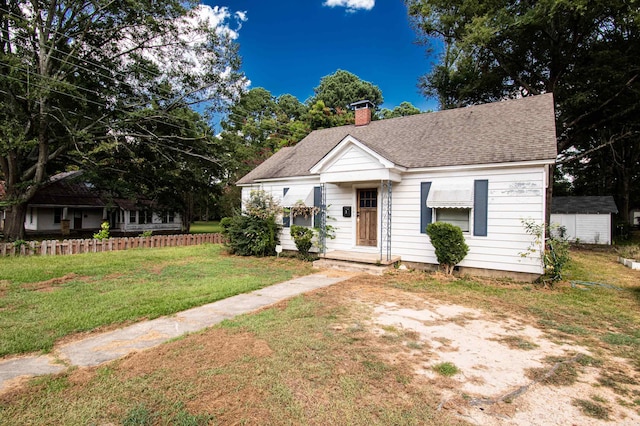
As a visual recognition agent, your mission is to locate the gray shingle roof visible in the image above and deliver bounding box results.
[238,94,557,184]
[551,196,618,214]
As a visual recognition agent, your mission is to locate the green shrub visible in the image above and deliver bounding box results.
[290,225,314,256]
[521,219,570,283]
[93,221,110,240]
[426,222,469,275]
[221,215,280,256]
[220,190,281,257]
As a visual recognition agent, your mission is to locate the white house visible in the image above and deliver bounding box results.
[8,171,182,236]
[237,94,558,280]
[550,196,618,244]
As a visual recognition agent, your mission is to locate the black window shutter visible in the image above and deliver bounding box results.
[282,188,290,227]
[473,180,488,236]
[313,186,322,229]
[420,182,432,234]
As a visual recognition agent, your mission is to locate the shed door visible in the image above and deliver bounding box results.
[357,189,377,246]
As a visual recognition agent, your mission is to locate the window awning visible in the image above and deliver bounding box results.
[282,187,314,207]
[427,182,474,208]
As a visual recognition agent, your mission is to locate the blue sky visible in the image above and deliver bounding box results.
[206,1,440,112]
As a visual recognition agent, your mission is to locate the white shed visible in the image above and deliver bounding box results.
[550,196,618,245]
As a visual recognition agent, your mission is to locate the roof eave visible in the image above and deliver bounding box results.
[406,158,556,173]
[238,175,320,186]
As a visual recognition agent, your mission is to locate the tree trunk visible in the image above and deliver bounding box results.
[545,164,554,234]
[620,172,630,223]
[3,201,27,241]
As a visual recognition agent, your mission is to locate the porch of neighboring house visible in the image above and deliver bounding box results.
[314,250,401,276]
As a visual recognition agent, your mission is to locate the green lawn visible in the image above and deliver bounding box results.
[189,221,222,234]
[0,244,313,357]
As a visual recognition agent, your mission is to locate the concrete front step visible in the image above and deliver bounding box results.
[312,258,395,275]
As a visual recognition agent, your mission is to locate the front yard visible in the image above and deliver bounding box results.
[0,244,313,357]
[1,246,640,424]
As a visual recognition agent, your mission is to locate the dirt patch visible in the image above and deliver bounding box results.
[20,273,86,293]
[333,279,640,425]
[0,280,10,298]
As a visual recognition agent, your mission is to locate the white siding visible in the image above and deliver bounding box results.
[26,207,104,231]
[30,207,58,231]
[390,167,546,274]
[75,209,104,229]
[324,146,382,173]
[325,183,362,251]
[550,213,611,244]
[242,181,321,251]
[242,165,547,275]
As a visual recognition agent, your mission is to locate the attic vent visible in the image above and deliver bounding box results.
[350,100,374,126]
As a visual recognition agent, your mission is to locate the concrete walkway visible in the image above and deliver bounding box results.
[0,273,350,392]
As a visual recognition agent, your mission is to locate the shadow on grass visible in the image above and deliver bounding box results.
[630,286,640,305]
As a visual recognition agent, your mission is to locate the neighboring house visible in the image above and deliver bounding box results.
[22,171,106,234]
[1,171,182,235]
[550,196,618,245]
[108,198,182,234]
[238,94,558,280]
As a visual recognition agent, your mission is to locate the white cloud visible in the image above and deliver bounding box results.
[323,0,375,13]
[117,4,249,106]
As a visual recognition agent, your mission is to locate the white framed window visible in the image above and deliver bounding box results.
[434,208,471,233]
[292,208,313,227]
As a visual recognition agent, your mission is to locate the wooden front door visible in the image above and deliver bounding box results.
[357,188,377,246]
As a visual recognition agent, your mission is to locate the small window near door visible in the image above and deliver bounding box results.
[435,208,470,232]
[54,208,62,224]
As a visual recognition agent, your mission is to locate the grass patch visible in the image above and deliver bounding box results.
[0,245,313,356]
[433,362,459,377]
[526,362,578,386]
[601,332,640,346]
[406,341,423,350]
[572,398,610,420]
[497,335,539,350]
[122,404,153,425]
[189,221,222,234]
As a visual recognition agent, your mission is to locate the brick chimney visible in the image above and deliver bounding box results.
[350,100,374,126]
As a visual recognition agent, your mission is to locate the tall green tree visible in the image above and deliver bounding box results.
[217,89,311,216]
[406,0,640,220]
[380,101,422,119]
[82,105,222,231]
[311,69,384,112]
[0,1,245,239]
